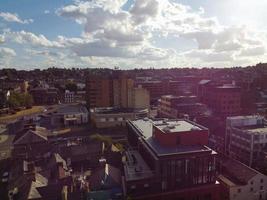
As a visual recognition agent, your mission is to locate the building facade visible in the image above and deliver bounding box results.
[158,95,207,119]
[124,118,220,200]
[86,73,150,110]
[90,107,148,128]
[198,82,241,118]
[218,156,267,200]
[226,115,267,168]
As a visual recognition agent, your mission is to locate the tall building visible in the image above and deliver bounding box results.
[124,118,220,200]
[226,115,267,167]
[198,82,241,118]
[86,75,113,108]
[86,73,149,109]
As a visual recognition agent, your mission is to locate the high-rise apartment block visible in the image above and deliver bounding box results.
[86,73,149,109]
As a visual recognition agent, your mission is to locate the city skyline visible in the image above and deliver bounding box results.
[0,0,267,69]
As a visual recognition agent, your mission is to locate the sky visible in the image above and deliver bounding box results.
[0,0,267,69]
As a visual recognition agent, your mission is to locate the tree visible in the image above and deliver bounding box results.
[24,93,33,108]
[7,92,20,108]
[7,92,33,109]
[65,82,77,92]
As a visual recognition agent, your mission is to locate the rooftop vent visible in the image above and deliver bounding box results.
[167,125,176,129]
[163,127,170,132]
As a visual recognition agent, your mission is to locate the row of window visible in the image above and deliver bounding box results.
[99,117,125,122]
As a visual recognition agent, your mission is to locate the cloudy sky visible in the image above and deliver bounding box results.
[0,0,267,69]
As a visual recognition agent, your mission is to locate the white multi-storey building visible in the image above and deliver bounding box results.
[226,115,267,167]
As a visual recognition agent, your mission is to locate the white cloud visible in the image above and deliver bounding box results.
[130,0,159,24]
[184,49,234,62]
[0,47,16,57]
[2,0,267,68]
[0,12,33,24]
[44,10,50,14]
[240,46,266,57]
[0,34,5,43]
[5,30,63,48]
[26,49,65,58]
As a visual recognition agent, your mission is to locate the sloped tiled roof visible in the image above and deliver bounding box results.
[13,127,48,145]
[90,164,121,191]
[219,157,258,185]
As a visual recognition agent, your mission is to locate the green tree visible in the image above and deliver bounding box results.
[65,82,77,92]
[8,92,20,108]
[7,92,33,109]
[24,93,33,108]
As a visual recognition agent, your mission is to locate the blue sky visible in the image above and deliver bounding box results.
[0,0,266,69]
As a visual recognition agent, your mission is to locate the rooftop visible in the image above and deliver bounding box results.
[155,120,203,133]
[129,118,211,157]
[124,150,154,181]
[145,138,213,156]
[227,115,267,132]
[219,157,260,185]
[57,104,88,114]
[91,107,148,114]
[216,84,240,89]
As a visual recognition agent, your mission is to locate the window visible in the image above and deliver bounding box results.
[260,186,263,190]
[144,183,149,188]
[261,179,264,183]
[238,188,241,193]
[108,118,114,122]
[250,187,253,192]
[100,118,106,122]
[251,181,254,185]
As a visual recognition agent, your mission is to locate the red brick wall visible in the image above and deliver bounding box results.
[153,127,209,147]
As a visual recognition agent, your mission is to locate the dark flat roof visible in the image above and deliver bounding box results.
[92,107,148,114]
[145,138,212,156]
[57,104,88,114]
[124,150,154,181]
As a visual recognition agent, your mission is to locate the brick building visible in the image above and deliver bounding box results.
[198,81,241,118]
[158,95,207,119]
[86,73,149,109]
[124,118,220,200]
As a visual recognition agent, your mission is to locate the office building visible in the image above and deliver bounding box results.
[90,107,148,128]
[124,118,220,200]
[158,95,207,119]
[226,115,267,167]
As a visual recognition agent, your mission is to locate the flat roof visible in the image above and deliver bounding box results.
[145,138,212,156]
[216,85,240,89]
[124,150,154,181]
[92,107,148,114]
[129,118,211,157]
[57,104,88,114]
[155,120,203,133]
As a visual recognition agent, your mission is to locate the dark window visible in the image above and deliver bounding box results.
[261,179,264,183]
[238,188,241,193]
[250,187,253,192]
